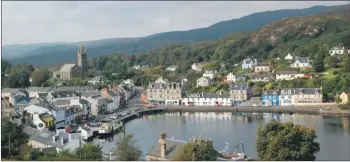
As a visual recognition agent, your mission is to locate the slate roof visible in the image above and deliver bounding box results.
[231,82,249,90]
[60,64,77,72]
[23,126,56,146]
[294,88,322,95]
[263,90,279,95]
[149,83,182,89]
[2,88,20,93]
[53,100,71,106]
[280,88,295,95]
[186,93,230,98]
[81,91,101,97]
[50,91,80,98]
[27,87,52,92]
[296,57,309,63]
[147,139,186,160]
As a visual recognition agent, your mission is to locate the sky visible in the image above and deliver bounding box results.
[2,1,350,45]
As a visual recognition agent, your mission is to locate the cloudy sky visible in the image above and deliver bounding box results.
[2,1,349,45]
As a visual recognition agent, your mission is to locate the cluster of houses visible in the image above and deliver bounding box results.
[143,76,324,107]
[2,80,135,131]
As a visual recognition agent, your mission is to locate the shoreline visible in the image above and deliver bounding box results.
[141,106,350,117]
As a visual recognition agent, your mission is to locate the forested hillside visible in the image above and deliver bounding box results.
[92,6,350,74]
[6,5,336,67]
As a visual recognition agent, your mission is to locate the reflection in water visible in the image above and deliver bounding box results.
[94,113,350,161]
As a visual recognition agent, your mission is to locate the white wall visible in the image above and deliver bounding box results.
[182,97,231,106]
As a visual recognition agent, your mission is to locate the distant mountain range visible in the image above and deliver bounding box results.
[3,5,343,67]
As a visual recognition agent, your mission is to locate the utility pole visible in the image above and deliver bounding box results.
[79,134,82,161]
[8,132,11,156]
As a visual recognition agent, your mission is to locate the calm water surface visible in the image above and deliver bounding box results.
[94,113,350,160]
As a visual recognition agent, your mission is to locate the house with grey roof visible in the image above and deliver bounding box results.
[146,82,184,105]
[191,63,203,72]
[290,57,311,68]
[182,92,231,106]
[226,73,245,83]
[81,94,107,116]
[279,88,295,106]
[196,76,212,87]
[293,88,323,105]
[1,88,20,98]
[27,87,53,98]
[230,82,252,104]
[242,57,258,69]
[275,70,305,81]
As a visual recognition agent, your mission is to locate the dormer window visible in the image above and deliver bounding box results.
[288,90,291,94]
[281,91,284,94]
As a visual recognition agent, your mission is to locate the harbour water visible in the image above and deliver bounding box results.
[94,112,350,160]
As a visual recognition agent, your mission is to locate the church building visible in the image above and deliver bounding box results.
[53,45,89,80]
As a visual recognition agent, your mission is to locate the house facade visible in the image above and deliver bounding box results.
[329,46,345,56]
[196,77,212,87]
[285,53,294,60]
[226,73,245,83]
[202,70,217,79]
[27,87,52,98]
[181,92,231,106]
[279,88,294,106]
[230,82,252,105]
[262,90,280,106]
[290,57,311,68]
[275,71,305,81]
[191,63,203,72]
[146,82,184,105]
[293,88,323,105]
[242,57,258,69]
[254,63,271,73]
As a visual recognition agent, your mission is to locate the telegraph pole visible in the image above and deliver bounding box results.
[8,132,11,156]
[79,134,82,161]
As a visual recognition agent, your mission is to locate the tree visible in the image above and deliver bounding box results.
[31,68,51,86]
[313,53,325,72]
[74,144,102,160]
[335,95,342,104]
[256,120,320,161]
[173,137,219,161]
[1,120,29,158]
[114,133,142,161]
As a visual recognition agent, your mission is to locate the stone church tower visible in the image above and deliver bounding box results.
[77,45,88,78]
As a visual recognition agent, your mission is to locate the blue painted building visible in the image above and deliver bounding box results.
[262,90,280,106]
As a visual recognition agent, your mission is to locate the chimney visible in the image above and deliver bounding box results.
[159,132,167,158]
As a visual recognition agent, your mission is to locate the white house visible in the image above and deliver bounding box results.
[182,92,231,106]
[24,104,66,129]
[285,53,294,60]
[279,88,295,106]
[290,57,311,68]
[2,88,20,98]
[226,73,245,83]
[105,98,115,113]
[77,126,93,141]
[88,76,106,85]
[202,70,217,79]
[329,46,345,56]
[81,95,107,116]
[196,77,212,87]
[275,71,305,81]
[191,63,203,72]
[242,57,258,69]
[133,65,141,70]
[166,65,177,71]
[27,87,52,98]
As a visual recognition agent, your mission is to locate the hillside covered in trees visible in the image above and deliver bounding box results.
[6,5,339,66]
[94,5,350,73]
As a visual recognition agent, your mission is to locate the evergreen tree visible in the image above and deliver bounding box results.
[313,53,325,72]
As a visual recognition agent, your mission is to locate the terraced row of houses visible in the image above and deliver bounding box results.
[144,77,323,106]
